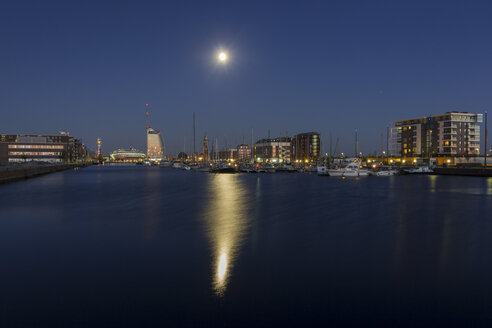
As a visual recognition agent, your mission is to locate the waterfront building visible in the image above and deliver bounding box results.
[292,132,321,162]
[254,137,292,163]
[236,144,251,161]
[203,136,209,162]
[0,133,86,164]
[218,148,237,161]
[146,127,164,162]
[390,112,483,157]
[110,147,146,163]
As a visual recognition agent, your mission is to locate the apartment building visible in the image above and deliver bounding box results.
[390,112,482,157]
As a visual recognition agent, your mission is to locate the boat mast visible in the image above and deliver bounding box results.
[354,128,358,158]
[192,112,196,162]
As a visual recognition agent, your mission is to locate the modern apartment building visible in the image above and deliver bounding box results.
[291,132,321,162]
[0,133,87,164]
[390,112,483,157]
[236,144,251,161]
[253,137,292,163]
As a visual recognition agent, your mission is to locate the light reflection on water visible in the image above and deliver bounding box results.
[429,174,437,191]
[429,175,492,196]
[205,174,250,296]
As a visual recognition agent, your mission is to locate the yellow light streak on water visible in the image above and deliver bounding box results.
[205,174,249,296]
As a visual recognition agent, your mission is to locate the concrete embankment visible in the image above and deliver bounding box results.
[0,164,90,184]
[434,167,492,177]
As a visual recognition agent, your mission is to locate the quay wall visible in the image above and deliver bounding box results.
[434,167,492,177]
[0,164,90,184]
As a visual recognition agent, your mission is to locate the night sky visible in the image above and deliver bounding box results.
[1,0,491,156]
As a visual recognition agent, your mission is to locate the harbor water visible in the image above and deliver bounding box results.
[1,166,492,327]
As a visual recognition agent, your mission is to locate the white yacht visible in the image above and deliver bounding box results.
[328,162,370,177]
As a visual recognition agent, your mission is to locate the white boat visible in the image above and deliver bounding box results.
[342,163,370,177]
[327,169,344,177]
[375,169,398,176]
[405,166,433,174]
[328,162,370,177]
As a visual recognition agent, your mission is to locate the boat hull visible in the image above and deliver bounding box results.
[327,170,344,177]
[343,170,370,177]
[210,167,237,174]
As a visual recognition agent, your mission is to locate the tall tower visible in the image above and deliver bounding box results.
[145,104,165,162]
[96,137,102,157]
[203,136,209,162]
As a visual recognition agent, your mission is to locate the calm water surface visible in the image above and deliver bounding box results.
[1,166,492,327]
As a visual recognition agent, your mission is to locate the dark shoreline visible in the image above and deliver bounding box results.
[0,163,91,184]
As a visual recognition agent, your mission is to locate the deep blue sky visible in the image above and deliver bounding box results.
[1,0,491,155]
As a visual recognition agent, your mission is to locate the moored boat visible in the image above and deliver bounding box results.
[375,169,398,176]
[327,162,370,177]
[405,166,433,174]
[210,163,237,173]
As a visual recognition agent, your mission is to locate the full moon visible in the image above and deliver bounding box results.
[218,52,228,62]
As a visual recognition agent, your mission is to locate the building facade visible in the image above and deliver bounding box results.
[390,112,483,157]
[217,148,238,161]
[236,144,251,161]
[292,132,321,162]
[0,133,86,164]
[253,137,292,163]
[146,127,164,162]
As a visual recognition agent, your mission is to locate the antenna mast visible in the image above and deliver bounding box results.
[193,112,196,161]
[146,104,150,129]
